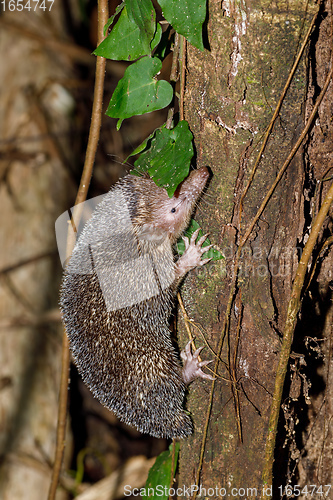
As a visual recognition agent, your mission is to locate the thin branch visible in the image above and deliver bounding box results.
[0,308,61,329]
[170,32,180,82]
[177,292,195,341]
[169,440,177,500]
[193,262,238,498]
[238,2,322,227]
[260,178,333,493]
[241,63,333,249]
[177,292,218,377]
[179,36,187,121]
[230,295,243,442]
[166,33,180,130]
[193,22,332,497]
[47,1,109,499]
[304,234,333,292]
[0,251,57,276]
[0,18,95,66]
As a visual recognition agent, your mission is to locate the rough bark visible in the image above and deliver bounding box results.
[294,1,333,490]
[178,0,332,497]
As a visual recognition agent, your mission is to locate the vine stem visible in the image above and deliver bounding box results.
[168,439,177,500]
[260,178,333,494]
[241,63,333,249]
[179,35,186,121]
[260,64,333,495]
[47,2,108,499]
[238,2,321,223]
[193,43,333,500]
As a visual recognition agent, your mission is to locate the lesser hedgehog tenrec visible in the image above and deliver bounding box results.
[60,167,214,438]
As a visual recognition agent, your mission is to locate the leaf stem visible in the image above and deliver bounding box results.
[259,63,333,497]
[179,36,187,121]
[47,2,108,498]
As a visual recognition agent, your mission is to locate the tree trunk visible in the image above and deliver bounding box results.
[179,0,332,496]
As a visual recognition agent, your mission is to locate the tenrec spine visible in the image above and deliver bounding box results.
[60,168,209,438]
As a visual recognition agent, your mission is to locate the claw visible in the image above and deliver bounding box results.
[190,227,201,244]
[181,340,216,385]
[176,229,212,279]
[197,233,210,246]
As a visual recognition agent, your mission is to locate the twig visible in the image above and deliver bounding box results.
[165,33,180,130]
[177,292,195,341]
[230,295,243,442]
[169,439,177,500]
[0,19,95,66]
[241,63,333,248]
[304,234,333,292]
[0,19,126,78]
[179,36,187,121]
[170,32,180,82]
[238,2,322,227]
[47,1,109,499]
[192,255,238,499]
[260,178,333,493]
[0,251,57,276]
[0,308,61,329]
[177,292,218,377]
[193,21,332,498]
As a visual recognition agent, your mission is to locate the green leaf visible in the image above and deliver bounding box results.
[157,0,206,51]
[127,0,156,54]
[106,57,173,125]
[102,2,125,36]
[153,25,172,60]
[177,219,224,261]
[125,129,157,162]
[151,23,163,52]
[133,121,193,197]
[143,443,180,500]
[94,6,161,61]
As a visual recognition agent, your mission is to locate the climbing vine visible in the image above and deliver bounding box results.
[94,0,207,194]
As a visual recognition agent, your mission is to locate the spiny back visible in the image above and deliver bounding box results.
[60,174,196,438]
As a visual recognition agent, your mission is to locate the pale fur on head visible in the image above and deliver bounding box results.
[60,166,210,439]
[131,167,209,243]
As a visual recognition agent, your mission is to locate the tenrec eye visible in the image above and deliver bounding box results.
[60,167,210,439]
